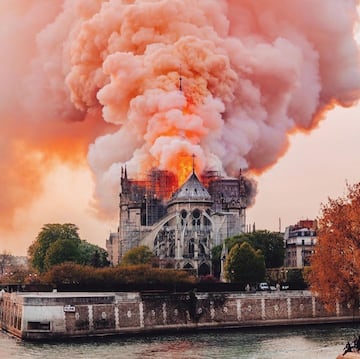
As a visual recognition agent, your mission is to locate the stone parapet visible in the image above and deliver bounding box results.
[0,290,358,340]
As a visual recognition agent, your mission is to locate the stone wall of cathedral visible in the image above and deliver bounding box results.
[107,169,248,275]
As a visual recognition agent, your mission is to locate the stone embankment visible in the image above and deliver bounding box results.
[0,290,359,340]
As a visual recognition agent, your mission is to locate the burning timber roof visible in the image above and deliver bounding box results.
[169,171,212,203]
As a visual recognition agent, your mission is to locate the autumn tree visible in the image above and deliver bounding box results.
[309,182,360,310]
[224,241,265,285]
[121,245,154,266]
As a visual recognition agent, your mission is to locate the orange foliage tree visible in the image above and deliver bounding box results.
[309,182,360,311]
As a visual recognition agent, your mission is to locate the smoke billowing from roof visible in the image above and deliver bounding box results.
[1,0,360,227]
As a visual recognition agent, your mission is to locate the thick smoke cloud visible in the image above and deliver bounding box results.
[1,0,360,227]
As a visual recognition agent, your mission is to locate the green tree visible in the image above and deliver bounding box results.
[286,268,307,290]
[226,231,284,268]
[224,241,265,285]
[211,245,223,277]
[78,241,109,268]
[28,223,81,273]
[44,239,81,270]
[249,230,285,268]
[121,245,154,266]
[212,230,284,277]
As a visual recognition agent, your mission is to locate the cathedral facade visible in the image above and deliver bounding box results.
[106,167,248,276]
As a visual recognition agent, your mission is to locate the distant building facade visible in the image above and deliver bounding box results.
[283,219,318,267]
[107,167,250,276]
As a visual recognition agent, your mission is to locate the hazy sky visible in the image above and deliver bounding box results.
[1,1,360,255]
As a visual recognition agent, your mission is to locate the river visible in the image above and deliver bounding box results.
[1,323,359,359]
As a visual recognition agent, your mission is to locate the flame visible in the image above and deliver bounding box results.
[173,153,195,186]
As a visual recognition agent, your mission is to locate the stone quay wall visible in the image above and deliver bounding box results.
[0,290,358,340]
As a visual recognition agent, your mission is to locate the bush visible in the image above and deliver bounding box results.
[41,263,196,291]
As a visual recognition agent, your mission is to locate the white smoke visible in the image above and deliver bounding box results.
[1,0,360,220]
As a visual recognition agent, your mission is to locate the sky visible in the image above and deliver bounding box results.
[247,105,360,232]
[1,0,360,255]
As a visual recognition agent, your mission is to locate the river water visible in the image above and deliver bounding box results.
[1,323,359,359]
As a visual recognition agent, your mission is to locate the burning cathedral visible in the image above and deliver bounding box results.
[106,160,251,276]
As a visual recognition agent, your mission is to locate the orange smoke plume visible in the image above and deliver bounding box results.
[1,0,360,226]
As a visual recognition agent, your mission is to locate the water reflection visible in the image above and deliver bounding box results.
[1,323,360,359]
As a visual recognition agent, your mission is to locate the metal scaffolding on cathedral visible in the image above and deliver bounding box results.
[107,166,249,277]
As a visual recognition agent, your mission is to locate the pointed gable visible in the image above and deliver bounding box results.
[170,171,212,202]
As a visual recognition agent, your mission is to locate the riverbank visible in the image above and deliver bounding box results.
[1,290,359,340]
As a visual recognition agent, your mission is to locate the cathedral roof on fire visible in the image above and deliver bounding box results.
[170,171,212,202]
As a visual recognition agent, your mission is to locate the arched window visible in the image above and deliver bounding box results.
[192,209,200,219]
[181,209,188,219]
[181,209,187,226]
[189,238,195,258]
[184,262,194,269]
[198,263,210,276]
[192,209,201,227]
[199,238,207,256]
[169,238,175,257]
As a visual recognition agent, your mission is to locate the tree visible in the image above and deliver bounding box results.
[309,182,360,310]
[224,241,265,285]
[247,230,285,268]
[0,250,13,276]
[0,252,31,284]
[121,245,154,266]
[211,245,223,277]
[28,223,81,273]
[286,268,307,290]
[44,239,81,270]
[42,263,196,290]
[78,241,109,268]
[212,230,284,276]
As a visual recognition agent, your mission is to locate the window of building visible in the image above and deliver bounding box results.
[27,321,50,331]
[192,209,200,219]
[181,209,187,219]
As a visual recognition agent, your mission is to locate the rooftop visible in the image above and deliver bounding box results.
[170,171,212,202]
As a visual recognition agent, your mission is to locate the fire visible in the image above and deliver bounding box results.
[173,153,195,186]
